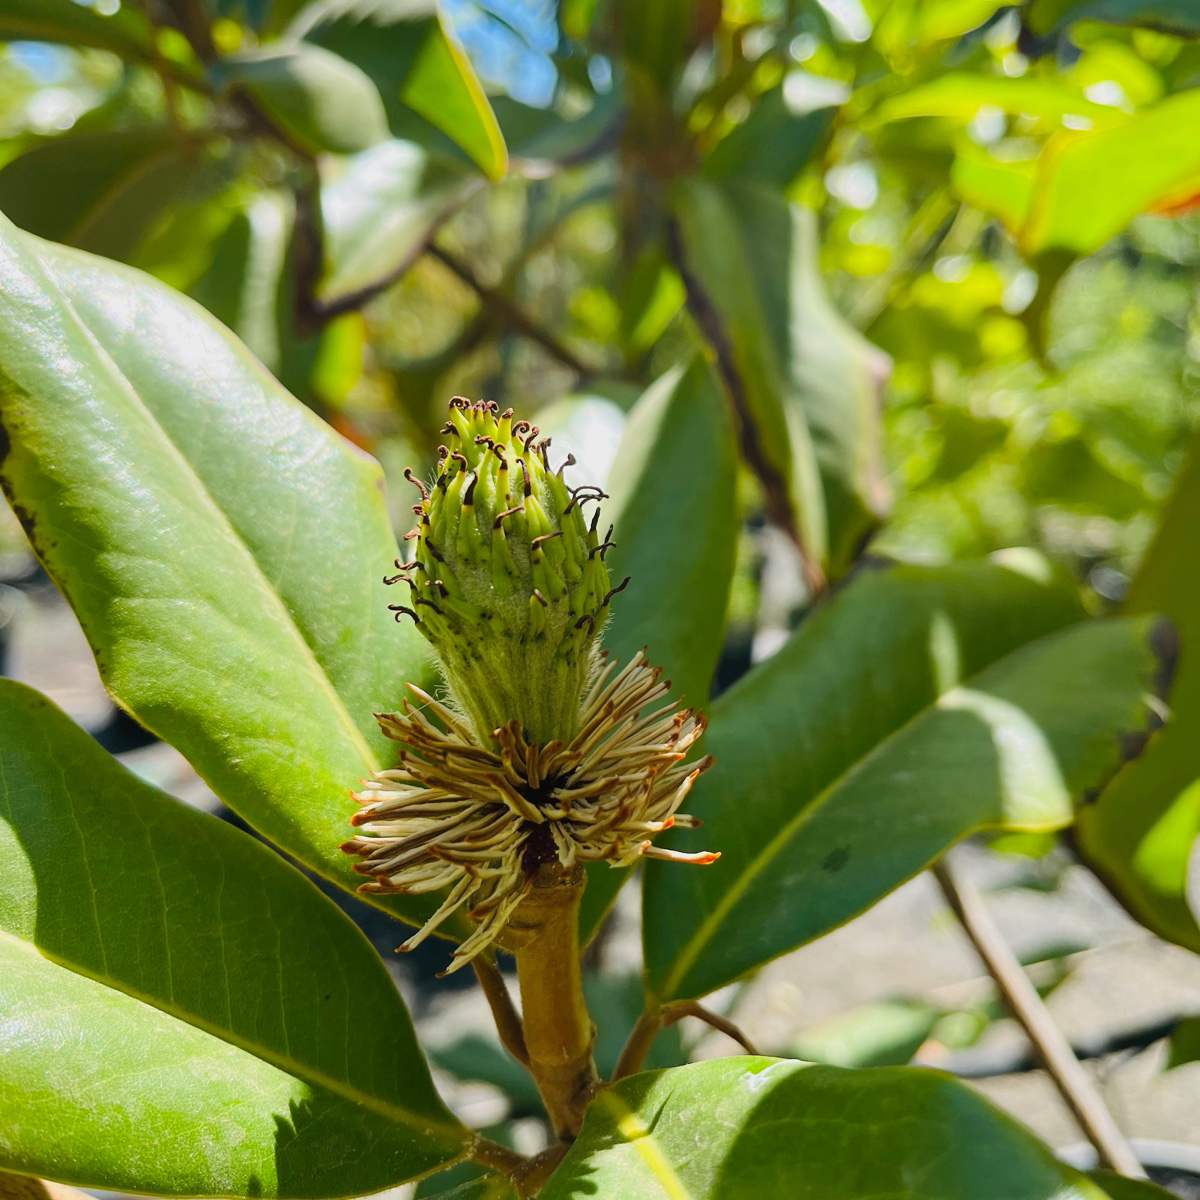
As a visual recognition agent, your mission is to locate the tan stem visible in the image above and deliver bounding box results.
[473,952,529,1065]
[611,1004,662,1081]
[933,857,1146,1178]
[662,1000,760,1055]
[500,864,598,1139]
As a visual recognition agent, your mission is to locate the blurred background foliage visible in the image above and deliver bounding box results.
[2,0,1200,1175]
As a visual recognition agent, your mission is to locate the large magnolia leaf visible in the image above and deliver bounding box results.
[577,358,739,941]
[542,1058,1108,1199]
[0,681,465,1197]
[1078,432,1200,951]
[293,0,506,179]
[643,555,1168,1001]
[0,213,437,926]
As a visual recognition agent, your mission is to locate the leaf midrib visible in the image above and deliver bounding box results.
[654,625,1079,1000]
[28,241,380,775]
[0,928,465,1142]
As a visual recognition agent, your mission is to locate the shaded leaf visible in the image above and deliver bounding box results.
[1166,1015,1200,1069]
[643,555,1167,1001]
[0,0,158,61]
[1025,0,1200,36]
[217,44,390,155]
[320,139,477,304]
[703,87,833,188]
[0,680,465,1197]
[0,129,207,262]
[0,214,436,927]
[542,1058,1107,1199]
[294,0,507,178]
[1078,432,1200,951]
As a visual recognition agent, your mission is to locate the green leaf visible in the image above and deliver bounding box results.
[492,93,621,168]
[541,1058,1107,1199]
[1166,1015,1200,1068]
[0,0,157,61]
[1022,89,1200,255]
[673,178,891,577]
[0,130,207,262]
[320,139,477,304]
[952,145,1037,231]
[874,0,1010,57]
[788,999,940,1067]
[642,555,1168,1001]
[0,680,465,1196]
[577,358,739,941]
[1078,432,1200,951]
[293,0,507,179]
[874,73,1126,128]
[703,87,833,188]
[0,214,437,927]
[217,44,390,155]
[1089,1171,1178,1199]
[1026,0,1200,36]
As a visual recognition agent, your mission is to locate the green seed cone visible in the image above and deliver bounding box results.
[390,398,624,746]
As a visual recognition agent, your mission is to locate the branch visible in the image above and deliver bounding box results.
[611,1005,662,1081]
[662,999,760,1055]
[933,856,1146,1178]
[426,244,597,378]
[472,952,529,1066]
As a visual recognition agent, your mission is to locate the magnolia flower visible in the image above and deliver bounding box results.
[341,399,716,972]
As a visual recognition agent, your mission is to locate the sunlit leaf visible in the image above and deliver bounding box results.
[542,1058,1108,1199]
[0,680,465,1197]
[293,0,507,178]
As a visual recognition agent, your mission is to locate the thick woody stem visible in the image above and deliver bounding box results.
[501,864,598,1140]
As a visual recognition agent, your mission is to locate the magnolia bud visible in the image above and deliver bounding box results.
[388,398,625,746]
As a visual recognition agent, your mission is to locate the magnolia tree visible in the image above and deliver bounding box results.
[1,0,1199,1198]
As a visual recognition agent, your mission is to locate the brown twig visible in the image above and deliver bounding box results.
[611,1004,662,1081]
[933,855,1146,1178]
[473,952,529,1066]
[469,1133,528,1176]
[0,1176,93,1200]
[662,999,760,1055]
[426,244,597,377]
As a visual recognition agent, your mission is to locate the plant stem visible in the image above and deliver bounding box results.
[933,856,1146,1178]
[470,1133,527,1176]
[426,245,597,378]
[473,952,529,1066]
[501,864,598,1140]
[611,1004,662,1080]
[662,999,760,1055]
[0,1176,92,1200]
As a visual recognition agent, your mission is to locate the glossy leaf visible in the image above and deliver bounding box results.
[0,0,157,61]
[1022,89,1200,254]
[293,0,507,179]
[542,1058,1107,1199]
[0,680,465,1196]
[578,358,739,940]
[217,45,390,155]
[874,73,1126,128]
[1025,0,1200,36]
[643,556,1167,1001]
[0,130,206,262]
[0,214,437,925]
[320,139,477,304]
[1078,432,1200,951]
